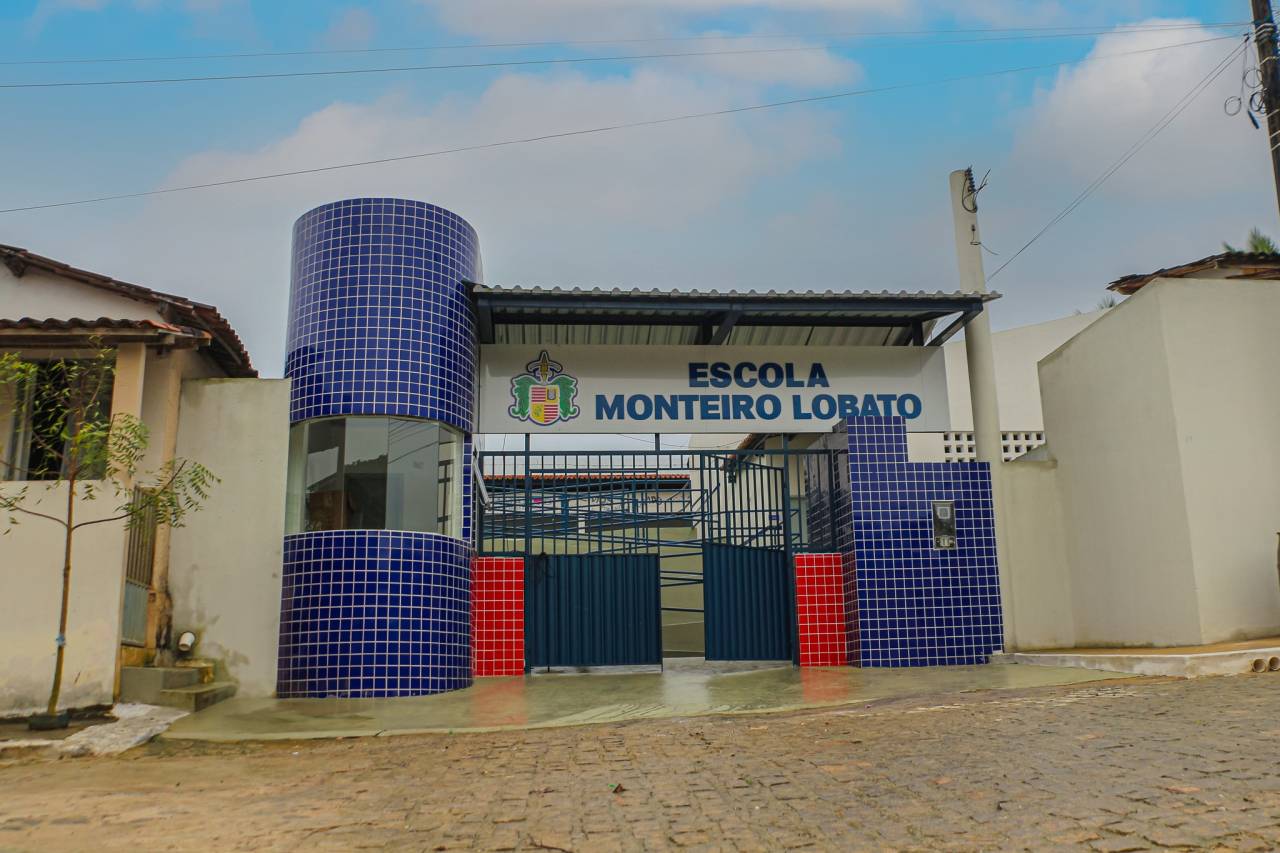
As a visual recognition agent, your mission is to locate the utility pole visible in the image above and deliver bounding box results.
[949,169,1002,468]
[949,168,1014,652]
[1252,0,1280,221]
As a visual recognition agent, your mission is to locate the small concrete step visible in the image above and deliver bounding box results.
[173,659,217,684]
[119,666,199,704]
[157,682,237,713]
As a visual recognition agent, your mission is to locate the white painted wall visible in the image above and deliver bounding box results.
[0,483,127,715]
[946,311,1104,432]
[0,265,163,324]
[1039,290,1202,646]
[168,378,290,697]
[1035,278,1280,646]
[1155,279,1280,643]
[996,461,1075,650]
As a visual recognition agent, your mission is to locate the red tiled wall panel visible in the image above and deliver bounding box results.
[471,557,525,677]
[795,553,850,667]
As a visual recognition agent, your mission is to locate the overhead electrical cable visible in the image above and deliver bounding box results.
[0,44,958,89]
[986,38,1249,281]
[0,34,1243,216]
[0,31,1245,90]
[0,20,1250,66]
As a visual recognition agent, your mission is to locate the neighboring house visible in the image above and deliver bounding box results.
[1108,251,1280,292]
[0,244,255,715]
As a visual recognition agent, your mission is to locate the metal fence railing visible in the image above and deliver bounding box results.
[476,446,840,558]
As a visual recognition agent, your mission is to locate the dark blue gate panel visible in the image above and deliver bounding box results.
[526,554,661,668]
[703,544,792,661]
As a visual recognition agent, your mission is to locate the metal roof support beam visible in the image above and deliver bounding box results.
[476,300,495,344]
[708,309,741,345]
[488,312,949,329]
[927,308,980,346]
[890,320,926,347]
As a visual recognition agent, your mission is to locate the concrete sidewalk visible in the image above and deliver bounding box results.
[1007,636,1280,678]
[163,659,1128,742]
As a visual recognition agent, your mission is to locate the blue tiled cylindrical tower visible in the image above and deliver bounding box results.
[277,198,481,698]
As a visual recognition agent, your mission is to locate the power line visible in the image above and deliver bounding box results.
[987,38,1248,282]
[0,34,1242,216]
[0,21,1251,67]
[0,28,1248,91]
[0,44,849,90]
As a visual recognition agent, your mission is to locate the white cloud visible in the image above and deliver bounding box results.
[70,70,838,373]
[677,34,861,87]
[917,0,1148,28]
[26,0,109,35]
[1008,20,1263,199]
[318,7,376,50]
[956,18,1276,324]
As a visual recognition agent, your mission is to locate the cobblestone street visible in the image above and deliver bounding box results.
[2,674,1279,852]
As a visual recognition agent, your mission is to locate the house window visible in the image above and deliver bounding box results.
[284,416,463,538]
[2,360,114,481]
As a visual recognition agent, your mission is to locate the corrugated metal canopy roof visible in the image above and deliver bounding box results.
[472,284,994,300]
[469,283,997,348]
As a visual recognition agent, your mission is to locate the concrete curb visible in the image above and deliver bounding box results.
[1004,648,1280,678]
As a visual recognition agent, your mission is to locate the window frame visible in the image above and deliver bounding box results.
[1,355,115,482]
[285,415,465,538]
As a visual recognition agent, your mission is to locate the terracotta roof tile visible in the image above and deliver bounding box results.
[1109,252,1280,295]
[0,244,256,377]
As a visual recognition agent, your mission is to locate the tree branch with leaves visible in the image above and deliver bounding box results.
[0,343,217,726]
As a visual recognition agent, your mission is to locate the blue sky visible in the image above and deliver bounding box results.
[0,0,1271,376]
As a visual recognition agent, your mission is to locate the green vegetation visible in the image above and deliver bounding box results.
[0,344,215,722]
[1223,228,1279,254]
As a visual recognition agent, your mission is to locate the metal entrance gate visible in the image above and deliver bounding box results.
[478,443,843,665]
[703,544,791,661]
[525,554,662,668]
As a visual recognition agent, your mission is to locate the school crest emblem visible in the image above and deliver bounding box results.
[509,351,580,427]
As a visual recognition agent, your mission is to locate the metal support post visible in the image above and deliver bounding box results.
[523,433,533,558]
[780,435,799,666]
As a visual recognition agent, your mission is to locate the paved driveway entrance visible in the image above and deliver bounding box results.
[162,660,1127,742]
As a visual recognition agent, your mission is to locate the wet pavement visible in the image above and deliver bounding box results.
[3,674,1280,851]
[163,659,1126,742]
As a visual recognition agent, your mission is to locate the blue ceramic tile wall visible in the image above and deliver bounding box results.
[279,198,481,699]
[277,531,472,697]
[844,417,1003,667]
[285,198,480,431]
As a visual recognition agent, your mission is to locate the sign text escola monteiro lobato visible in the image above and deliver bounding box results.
[477,345,950,433]
[596,360,923,423]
